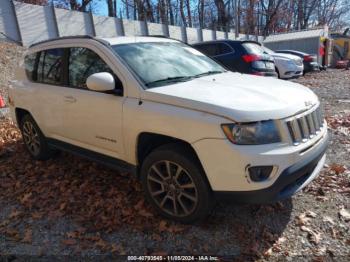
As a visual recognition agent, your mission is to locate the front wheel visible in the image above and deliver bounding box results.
[140,144,214,223]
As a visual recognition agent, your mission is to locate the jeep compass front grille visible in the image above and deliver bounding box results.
[286,106,324,145]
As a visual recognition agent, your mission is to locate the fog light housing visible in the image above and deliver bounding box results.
[248,166,273,182]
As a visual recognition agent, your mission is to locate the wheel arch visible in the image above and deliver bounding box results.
[135,132,211,189]
[15,108,31,124]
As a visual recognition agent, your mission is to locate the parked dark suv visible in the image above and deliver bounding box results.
[193,40,277,77]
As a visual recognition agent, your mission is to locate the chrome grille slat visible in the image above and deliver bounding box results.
[312,111,320,131]
[286,106,325,145]
[306,114,316,134]
[291,119,302,143]
[300,117,310,138]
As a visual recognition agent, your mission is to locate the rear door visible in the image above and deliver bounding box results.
[31,48,68,138]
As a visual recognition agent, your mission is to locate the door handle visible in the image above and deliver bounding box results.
[64,96,77,103]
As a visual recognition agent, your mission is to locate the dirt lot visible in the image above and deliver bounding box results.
[0,41,349,260]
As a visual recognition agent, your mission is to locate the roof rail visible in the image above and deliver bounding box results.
[147,35,169,38]
[29,35,110,48]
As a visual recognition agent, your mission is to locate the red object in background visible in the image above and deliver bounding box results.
[336,60,349,69]
[319,46,325,56]
[0,95,5,108]
[242,54,261,63]
[303,55,314,62]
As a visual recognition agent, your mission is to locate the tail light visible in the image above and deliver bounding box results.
[242,54,261,63]
[303,55,313,62]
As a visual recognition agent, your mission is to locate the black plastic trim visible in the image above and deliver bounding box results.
[48,138,136,175]
[29,36,110,48]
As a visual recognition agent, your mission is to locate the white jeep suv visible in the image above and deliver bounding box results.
[9,36,328,223]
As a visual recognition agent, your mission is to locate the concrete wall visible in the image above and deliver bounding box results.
[264,37,321,62]
[55,8,94,37]
[0,0,21,43]
[0,1,233,46]
[14,2,58,46]
[1,0,243,46]
[93,15,124,37]
[168,25,184,41]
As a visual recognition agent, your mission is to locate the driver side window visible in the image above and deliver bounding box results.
[68,47,119,89]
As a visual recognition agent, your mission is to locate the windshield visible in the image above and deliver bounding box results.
[112,42,225,88]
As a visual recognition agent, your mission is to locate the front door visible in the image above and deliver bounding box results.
[60,47,125,159]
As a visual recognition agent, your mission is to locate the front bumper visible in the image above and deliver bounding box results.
[304,62,320,72]
[214,138,327,203]
[192,123,328,195]
[280,64,304,79]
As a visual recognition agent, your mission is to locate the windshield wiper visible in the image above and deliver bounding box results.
[145,76,193,87]
[193,70,225,78]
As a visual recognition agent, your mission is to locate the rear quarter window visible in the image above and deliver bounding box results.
[24,53,38,81]
[194,44,218,57]
[217,43,233,55]
[242,43,265,55]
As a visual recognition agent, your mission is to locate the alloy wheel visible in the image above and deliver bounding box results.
[147,160,198,217]
[22,121,40,156]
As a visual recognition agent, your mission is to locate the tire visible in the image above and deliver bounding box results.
[140,143,214,223]
[19,114,55,160]
[275,67,280,79]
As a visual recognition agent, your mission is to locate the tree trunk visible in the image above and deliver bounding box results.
[185,0,192,27]
[179,0,187,27]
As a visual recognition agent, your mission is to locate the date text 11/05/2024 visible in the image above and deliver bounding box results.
[127,255,220,261]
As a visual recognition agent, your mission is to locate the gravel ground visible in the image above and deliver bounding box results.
[0,41,25,103]
[0,41,349,260]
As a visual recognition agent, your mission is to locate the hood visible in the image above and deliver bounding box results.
[142,72,319,122]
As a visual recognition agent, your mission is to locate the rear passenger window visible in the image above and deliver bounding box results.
[217,43,233,55]
[24,53,38,81]
[37,48,64,85]
[195,44,218,57]
[69,47,115,89]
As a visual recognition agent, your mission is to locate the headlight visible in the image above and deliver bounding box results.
[221,120,281,145]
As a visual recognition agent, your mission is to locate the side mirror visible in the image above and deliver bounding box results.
[86,72,115,92]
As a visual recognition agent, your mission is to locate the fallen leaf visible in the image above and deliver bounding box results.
[31,212,44,220]
[323,216,335,225]
[8,209,22,219]
[62,239,77,246]
[5,228,21,241]
[329,164,346,175]
[22,229,32,243]
[300,226,322,244]
[95,238,109,250]
[151,251,168,256]
[263,247,273,257]
[20,192,32,204]
[296,213,311,226]
[60,202,67,211]
[139,209,154,218]
[159,220,167,232]
[339,208,350,222]
[306,211,317,218]
[66,231,79,239]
